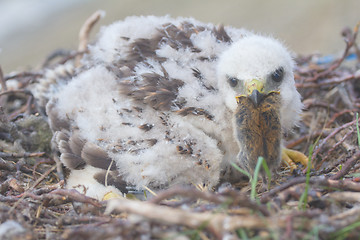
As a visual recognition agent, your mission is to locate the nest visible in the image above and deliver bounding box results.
[1,12,360,239]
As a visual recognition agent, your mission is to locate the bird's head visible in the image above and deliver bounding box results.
[217,35,302,175]
[217,35,302,131]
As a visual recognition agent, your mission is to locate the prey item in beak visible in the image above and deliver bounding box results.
[234,91,282,175]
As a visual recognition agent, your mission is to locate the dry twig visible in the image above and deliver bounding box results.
[76,10,104,65]
[106,198,282,238]
[304,23,360,82]
[330,151,360,180]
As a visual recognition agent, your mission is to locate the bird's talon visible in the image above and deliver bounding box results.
[282,148,309,172]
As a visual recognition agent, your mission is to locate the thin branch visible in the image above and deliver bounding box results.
[285,129,330,149]
[4,72,42,81]
[330,151,360,180]
[296,73,359,88]
[76,10,104,65]
[0,89,33,97]
[30,165,57,190]
[106,198,282,237]
[304,23,360,82]
[316,129,355,169]
[8,164,56,213]
[312,119,357,162]
[149,186,224,204]
[148,186,270,216]
[0,151,45,158]
[325,109,355,128]
[303,98,340,112]
[327,192,360,203]
[261,175,360,203]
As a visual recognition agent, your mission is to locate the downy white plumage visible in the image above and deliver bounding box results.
[31,15,302,200]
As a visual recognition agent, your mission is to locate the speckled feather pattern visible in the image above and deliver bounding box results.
[30,16,302,199]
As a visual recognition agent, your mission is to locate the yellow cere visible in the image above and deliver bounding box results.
[235,91,280,104]
[245,79,264,95]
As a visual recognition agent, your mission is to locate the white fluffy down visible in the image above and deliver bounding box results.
[54,65,224,189]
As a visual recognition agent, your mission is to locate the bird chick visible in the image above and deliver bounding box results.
[30,16,306,200]
[217,35,303,183]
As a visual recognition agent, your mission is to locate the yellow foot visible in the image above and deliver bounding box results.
[102,191,123,201]
[282,148,309,172]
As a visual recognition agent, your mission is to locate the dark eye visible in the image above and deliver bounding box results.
[271,67,284,82]
[228,77,239,87]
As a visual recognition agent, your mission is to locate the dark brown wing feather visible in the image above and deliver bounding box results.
[213,24,232,43]
[120,71,184,111]
[81,142,117,171]
[61,153,86,169]
[55,130,86,170]
[68,132,85,157]
[93,171,128,193]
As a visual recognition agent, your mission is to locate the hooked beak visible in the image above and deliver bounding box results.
[248,89,264,108]
[235,79,265,107]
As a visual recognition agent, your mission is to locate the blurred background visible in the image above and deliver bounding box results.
[0,0,359,73]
